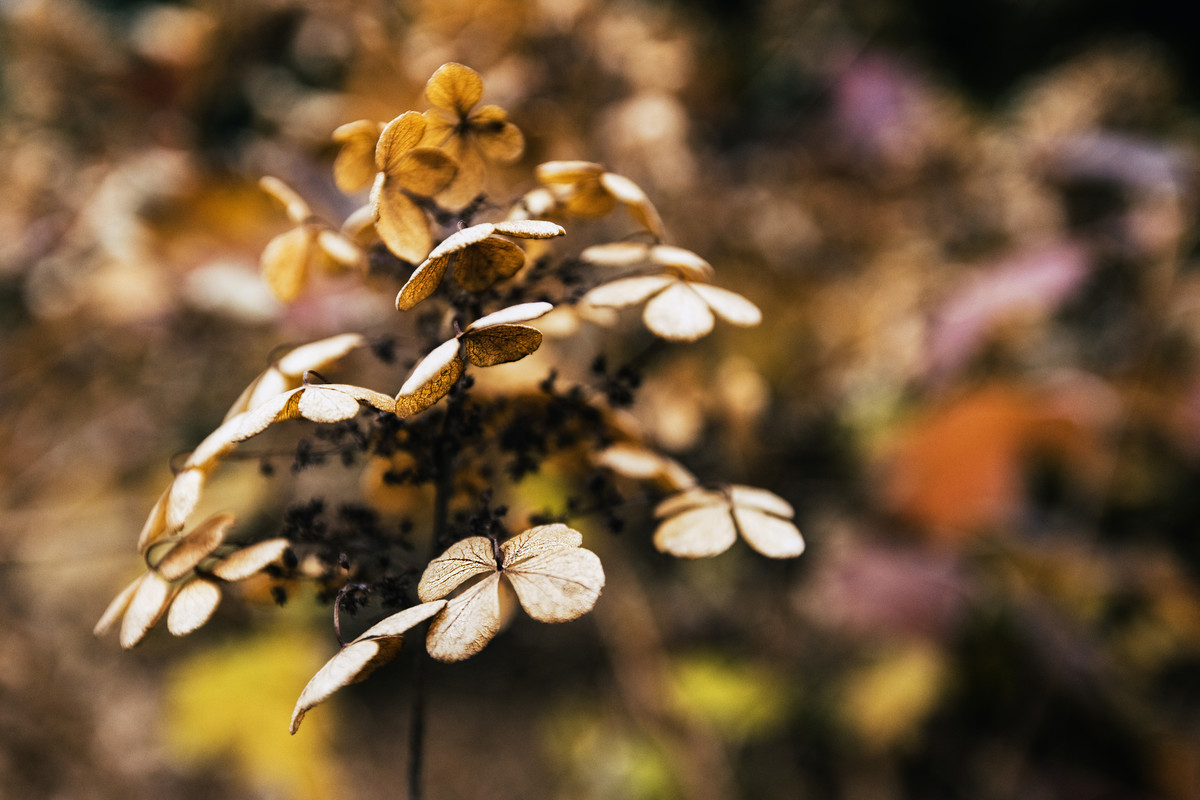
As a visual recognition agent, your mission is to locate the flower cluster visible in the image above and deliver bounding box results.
[97,63,803,738]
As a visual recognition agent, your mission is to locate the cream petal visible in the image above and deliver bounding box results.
[732,507,805,558]
[643,281,715,341]
[579,241,651,267]
[355,600,448,640]
[468,301,554,330]
[649,245,713,281]
[290,637,401,734]
[119,572,175,649]
[297,385,362,423]
[417,536,498,601]
[166,577,222,636]
[653,505,737,558]
[424,574,508,662]
[276,333,367,378]
[691,284,762,327]
[729,485,795,518]
[156,512,235,581]
[536,160,604,184]
[211,538,291,581]
[504,547,605,623]
[500,524,583,563]
[582,276,674,309]
[491,219,566,239]
[94,576,142,637]
[653,487,726,519]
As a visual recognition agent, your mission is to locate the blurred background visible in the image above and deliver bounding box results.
[4,0,1200,797]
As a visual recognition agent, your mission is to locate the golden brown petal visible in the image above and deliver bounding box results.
[373,177,433,264]
[395,254,451,311]
[470,105,524,164]
[425,62,483,117]
[394,339,464,416]
[375,111,427,174]
[459,323,543,367]
[393,146,459,198]
[453,236,525,292]
[332,119,383,193]
[259,226,313,303]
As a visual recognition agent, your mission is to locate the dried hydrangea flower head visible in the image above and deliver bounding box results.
[653,485,805,559]
[371,111,460,263]
[259,176,365,302]
[417,524,605,662]
[420,62,525,210]
[534,160,666,240]
[581,242,762,341]
[95,512,292,648]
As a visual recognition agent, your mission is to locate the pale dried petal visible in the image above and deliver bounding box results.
[453,236,525,292]
[119,572,174,649]
[233,389,303,440]
[211,538,291,581]
[459,324,542,367]
[536,161,604,184]
[583,276,673,309]
[417,536,498,601]
[426,62,483,116]
[729,485,795,518]
[332,119,383,193]
[376,111,427,174]
[600,172,665,239]
[471,106,524,163]
[692,284,762,327]
[733,507,805,558]
[259,176,311,224]
[156,512,235,581]
[316,229,363,270]
[491,220,566,239]
[398,340,463,417]
[297,385,363,423]
[94,576,142,637]
[436,141,486,211]
[374,177,432,264]
[424,573,508,662]
[393,147,458,197]
[276,333,367,378]
[467,301,554,330]
[595,444,697,490]
[164,468,206,532]
[323,383,397,414]
[395,338,464,416]
[260,226,312,302]
[500,523,583,563]
[431,222,496,258]
[355,599,448,640]
[504,547,604,623]
[167,577,222,636]
[644,281,715,341]
[224,367,288,422]
[290,637,401,734]
[137,486,172,552]
[395,255,450,311]
[580,241,651,267]
[654,487,726,519]
[649,245,714,281]
[189,414,252,468]
[653,504,738,558]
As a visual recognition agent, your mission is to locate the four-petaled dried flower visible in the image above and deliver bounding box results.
[372,111,460,264]
[95,512,291,648]
[534,160,666,240]
[654,485,805,559]
[581,242,762,341]
[395,219,565,310]
[421,62,525,210]
[259,176,366,302]
[394,301,553,415]
[417,524,605,662]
